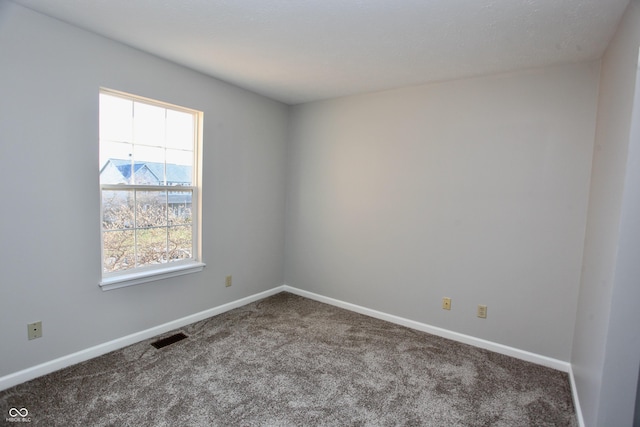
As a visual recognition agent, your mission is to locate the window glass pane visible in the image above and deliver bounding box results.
[132,146,166,184]
[100,142,134,180]
[103,230,135,273]
[166,156,193,186]
[133,102,165,147]
[166,148,193,166]
[168,225,192,261]
[100,94,133,143]
[168,191,192,225]
[166,109,194,151]
[136,228,168,266]
[132,164,161,185]
[102,190,134,230]
[136,190,167,228]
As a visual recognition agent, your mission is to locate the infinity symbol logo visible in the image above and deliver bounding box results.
[8,408,28,417]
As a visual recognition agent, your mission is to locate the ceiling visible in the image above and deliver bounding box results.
[10,0,630,105]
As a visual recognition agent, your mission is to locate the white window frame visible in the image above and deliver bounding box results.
[99,88,205,290]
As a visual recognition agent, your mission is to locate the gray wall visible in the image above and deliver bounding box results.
[635,367,640,427]
[598,62,640,426]
[571,1,640,425]
[285,63,600,360]
[0,2,289,376]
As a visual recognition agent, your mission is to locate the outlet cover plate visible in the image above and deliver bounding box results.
[28,321,42,340]
[477,305,488,318]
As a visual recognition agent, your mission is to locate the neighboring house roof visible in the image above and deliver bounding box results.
[100,158,192,185]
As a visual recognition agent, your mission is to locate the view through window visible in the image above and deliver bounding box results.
[99,89,202,284]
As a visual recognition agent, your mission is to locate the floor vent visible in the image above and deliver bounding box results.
[151,332,188,349]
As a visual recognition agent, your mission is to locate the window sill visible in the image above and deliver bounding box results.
[100,262,206,291]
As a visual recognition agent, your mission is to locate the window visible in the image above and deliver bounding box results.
[99,89,204,290]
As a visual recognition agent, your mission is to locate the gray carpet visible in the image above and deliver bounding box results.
[1,292,576,426]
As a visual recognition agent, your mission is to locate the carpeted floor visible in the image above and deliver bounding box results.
[1,292,577,426]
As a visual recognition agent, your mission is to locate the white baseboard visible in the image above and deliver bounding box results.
[282,285,571,373]
[0,286,284,391]
[568,365,586,427]
[0,283,583,426]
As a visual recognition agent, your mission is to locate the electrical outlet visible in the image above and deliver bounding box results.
[225,275,232,288]
[477,305,487,319]
[442,297,451,310]
[27,321,42,340]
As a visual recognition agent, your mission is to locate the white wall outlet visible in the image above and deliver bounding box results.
[442,297,451,310]
[27,321,42,340]
[477,305,488,318]
[225,275,232,287]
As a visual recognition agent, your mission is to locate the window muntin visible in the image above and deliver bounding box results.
[99,89,202,286]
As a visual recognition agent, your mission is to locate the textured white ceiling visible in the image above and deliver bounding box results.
[9,0,630,104]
